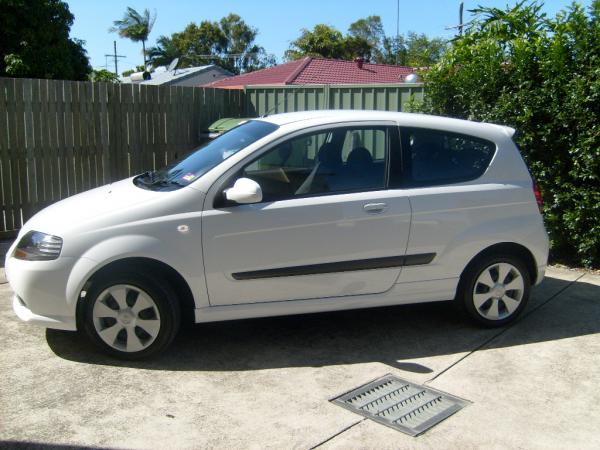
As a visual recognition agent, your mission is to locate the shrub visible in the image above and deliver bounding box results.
[414,1,600,267]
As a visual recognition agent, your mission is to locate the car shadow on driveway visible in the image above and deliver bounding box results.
[45,276,600,371]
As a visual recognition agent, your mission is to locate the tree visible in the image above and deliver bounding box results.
[121,65,145,78]
[348,15,385,47]
[89,69,120,83]
[170,21,227,67]
[219,13,264,73]
[147,14,274,74]
[415,1,600,267]
[110,7,156,66]
[348,15,385,60]
[286,19,445,65]
[0,0,91,80]
[285,24,345,60]
[285,24,371,61]
[146,36,181,68]
[379,32,447,66]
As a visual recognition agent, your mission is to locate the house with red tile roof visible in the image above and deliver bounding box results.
[205,57,416,89]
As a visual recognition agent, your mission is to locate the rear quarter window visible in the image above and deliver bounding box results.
[399,127,496,187]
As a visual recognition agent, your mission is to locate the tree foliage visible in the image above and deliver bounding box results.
[121,65,145,78]
[416,1,600,267]
[146,36,180,69]
[88,69,120,83]
[348,15,385,49]
[285,24,371,60]
[286,17,445,65]
[0,0,91,80]
[147,14,274,74]
[380,32,447,66]
[110,7,156,66]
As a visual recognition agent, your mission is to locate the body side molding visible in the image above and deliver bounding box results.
[232,253,436,280]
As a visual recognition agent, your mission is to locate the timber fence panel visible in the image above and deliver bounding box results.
[0,77,246,235]
[0,78,423,236]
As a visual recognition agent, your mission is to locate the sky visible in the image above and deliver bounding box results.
[66,0,593,74]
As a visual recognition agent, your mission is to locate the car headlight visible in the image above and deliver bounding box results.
[13,231,63,261]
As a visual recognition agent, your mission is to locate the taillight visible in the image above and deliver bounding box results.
[533,180,543,213]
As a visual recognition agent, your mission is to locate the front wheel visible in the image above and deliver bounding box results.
[457,255,531,327]
[82,271,180,359]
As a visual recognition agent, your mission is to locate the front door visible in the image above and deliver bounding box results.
[201,123,412,306]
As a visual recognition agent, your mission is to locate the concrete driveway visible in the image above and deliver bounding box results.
[1,265,599,449]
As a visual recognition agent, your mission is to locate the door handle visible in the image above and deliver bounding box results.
[363,202,388,214]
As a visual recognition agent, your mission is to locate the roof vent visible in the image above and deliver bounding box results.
[355,57,365,69]
[404,73,419,83]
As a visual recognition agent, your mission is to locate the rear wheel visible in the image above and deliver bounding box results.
[82,271,180,359]
[458,255,531,327]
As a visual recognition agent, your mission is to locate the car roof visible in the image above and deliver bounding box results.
[257,110,515,140]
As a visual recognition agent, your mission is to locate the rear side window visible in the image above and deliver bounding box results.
[399,127,496,186]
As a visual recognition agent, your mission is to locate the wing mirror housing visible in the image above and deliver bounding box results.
[224,178,263,204]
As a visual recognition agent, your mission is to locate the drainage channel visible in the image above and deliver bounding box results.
[331,374,469,437]
[318,274,585,447]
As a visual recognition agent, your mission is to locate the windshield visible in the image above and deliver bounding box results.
[134,120,279,191]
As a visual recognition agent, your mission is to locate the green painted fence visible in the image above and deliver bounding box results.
[244,84,424,116]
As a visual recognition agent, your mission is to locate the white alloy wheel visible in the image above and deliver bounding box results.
[472,262,525,321]
[92,284,161,352]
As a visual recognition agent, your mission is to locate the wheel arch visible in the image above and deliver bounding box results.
[460,242,538,286]
[76,257,196,329]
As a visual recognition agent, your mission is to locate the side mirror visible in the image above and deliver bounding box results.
[224,178,263,204]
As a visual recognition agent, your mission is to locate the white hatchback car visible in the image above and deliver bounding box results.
[6,111,549,359]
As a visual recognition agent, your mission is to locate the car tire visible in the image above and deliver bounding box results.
[82,270,180,359]
[457,254,531,327]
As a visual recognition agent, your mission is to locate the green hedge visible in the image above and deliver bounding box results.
[413,1,600,268]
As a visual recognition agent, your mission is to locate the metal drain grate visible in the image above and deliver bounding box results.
[331,374,469,436]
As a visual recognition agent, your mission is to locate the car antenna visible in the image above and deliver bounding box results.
[261,100,284,118]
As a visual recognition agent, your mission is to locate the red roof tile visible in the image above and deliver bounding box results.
[207,58,309,89]
[294,58,414,84]
[207,57,415,88]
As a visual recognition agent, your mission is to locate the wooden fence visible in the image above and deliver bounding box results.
[0,77,245,236]
[0,78,424,237]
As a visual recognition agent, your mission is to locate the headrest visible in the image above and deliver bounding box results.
[347,147,373,168]
[317,143,342,167]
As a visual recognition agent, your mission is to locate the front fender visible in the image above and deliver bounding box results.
[66,234,208,315]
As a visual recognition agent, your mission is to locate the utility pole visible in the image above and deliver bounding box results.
[396,0,400,65]
[459,2,464,36]
[104,41,126,76]
[445,2,467,37]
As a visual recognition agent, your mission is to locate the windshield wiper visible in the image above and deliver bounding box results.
[136,170,156,184]
[149,178,186,187]
[135,169,187,189]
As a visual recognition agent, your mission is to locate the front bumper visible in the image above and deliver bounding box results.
[12,294,76,330]
[5,251,92,331]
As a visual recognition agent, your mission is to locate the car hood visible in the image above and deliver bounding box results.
[22,178,165,236]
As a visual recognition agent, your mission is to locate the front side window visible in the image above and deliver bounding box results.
[239,126,393,202]
[135,120,279,191]
[399,127,496,186]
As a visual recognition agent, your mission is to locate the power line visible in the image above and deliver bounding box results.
[180,53,262,60]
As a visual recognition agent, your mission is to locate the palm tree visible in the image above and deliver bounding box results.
[147,36,181,68]
[110,7,156,66]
